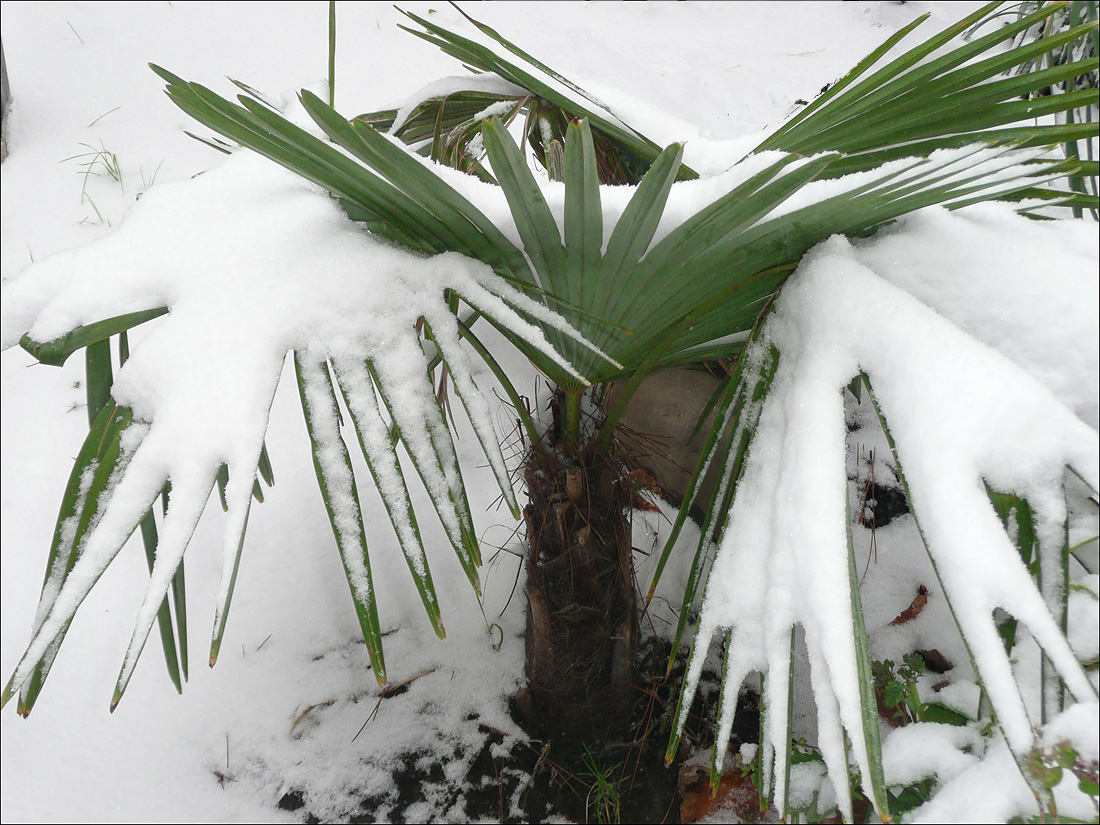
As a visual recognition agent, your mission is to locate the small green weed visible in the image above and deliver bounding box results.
[1024,739,1100,822]
[62,140,124,198]
[140,160,165,191]
[873,654,970,727]
[61,140,125,226]
[580,744,622,825]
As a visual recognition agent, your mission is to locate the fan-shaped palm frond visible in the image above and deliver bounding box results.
[662,220,1098,819]
[0,151,606,712]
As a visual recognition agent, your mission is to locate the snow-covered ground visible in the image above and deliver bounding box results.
[2,2,1097,822]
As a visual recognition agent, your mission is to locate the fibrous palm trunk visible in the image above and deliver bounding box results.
[521,391,638,740]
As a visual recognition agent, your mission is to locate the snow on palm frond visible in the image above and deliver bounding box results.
[0,150,598,711]
[672,204,1099,821]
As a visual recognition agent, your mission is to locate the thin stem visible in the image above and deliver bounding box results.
[563,389,582,458]
[328,1,337,109]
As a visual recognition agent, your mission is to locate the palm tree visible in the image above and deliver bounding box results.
[2,2,1097,818]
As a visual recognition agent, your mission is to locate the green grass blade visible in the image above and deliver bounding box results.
[756,2,1098,194]
[257,441,274,487]
[366,91,523,146]
[232,94,467,250]
[625,155,837,332]
[1039,506,1071,724]
[779,628,797,819]
[421,320,521,518]
[183,130,234,155]
[481,115,571,363]
[664,623,720,765]
[817,123,1099,178]
[354,106,398,133]
[988,486,1068,724]
[170,555,188,681]
[987,489,1037,652]
[643,303,779,607]
[762,10,936,148]
[645,367,741,607]
[153,67,461,254]
[761,2,1066,153]
[710,631,742,789]
[798,69,1098,159]
[215,464,229,512]
[7,402,153,713]
[859,374,1018,765]
[631,146,1071,364]
[119,332,188,684]
[836,89,1098,156]
[827,55,1097,148]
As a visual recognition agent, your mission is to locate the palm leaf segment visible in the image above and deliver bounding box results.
[1,0,1095,741]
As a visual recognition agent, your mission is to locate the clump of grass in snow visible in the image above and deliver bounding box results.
[62,140,123,197]
[61,140,125,226]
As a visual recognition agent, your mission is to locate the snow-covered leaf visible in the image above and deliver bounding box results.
[0,149,592,709]
[675,204,1099,821]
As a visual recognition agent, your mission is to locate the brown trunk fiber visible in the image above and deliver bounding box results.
[522,413,638,741]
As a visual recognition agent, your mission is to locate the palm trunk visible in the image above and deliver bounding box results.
[521,389,638,740]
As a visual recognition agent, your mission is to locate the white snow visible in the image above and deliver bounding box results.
[881,722,982,788]
[2,1,1097,823]
[912,706,1100,824]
